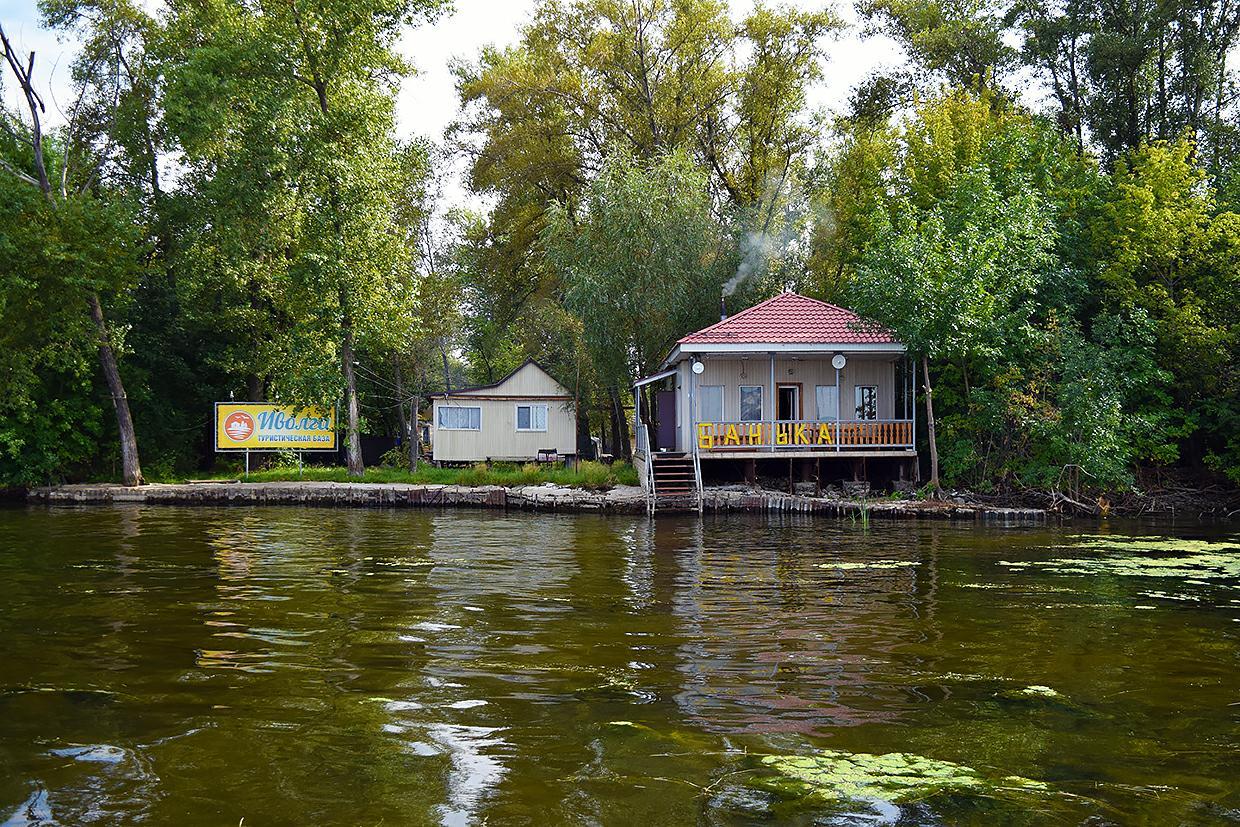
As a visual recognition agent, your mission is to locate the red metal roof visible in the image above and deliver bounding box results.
[678,292,897,345]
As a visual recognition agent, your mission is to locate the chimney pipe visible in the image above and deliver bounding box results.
[720,295,727,321]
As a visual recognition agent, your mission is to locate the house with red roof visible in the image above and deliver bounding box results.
[632,291,916,507]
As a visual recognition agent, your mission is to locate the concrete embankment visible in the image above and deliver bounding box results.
[27,481,1047,522]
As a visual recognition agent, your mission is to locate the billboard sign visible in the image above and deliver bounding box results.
[214,403,337,452]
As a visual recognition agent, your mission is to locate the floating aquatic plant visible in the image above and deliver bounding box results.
[999,536,1240,584]
[758,750,1047,805]
[817,560,920,571]
[1012,685,1062,698]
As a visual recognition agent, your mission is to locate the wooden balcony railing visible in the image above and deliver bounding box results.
[696,420,914,452]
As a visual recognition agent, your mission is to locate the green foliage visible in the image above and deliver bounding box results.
[3,0,1240,496]
[835,91,1199,490]
[546,152,734,388]
[176,461,638,489]
[0,148,143,484]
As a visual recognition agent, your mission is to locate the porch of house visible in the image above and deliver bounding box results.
[634,350,920,504]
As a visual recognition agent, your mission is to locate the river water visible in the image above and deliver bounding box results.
[0,506,1235,825]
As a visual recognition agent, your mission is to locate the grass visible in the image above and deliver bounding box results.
[160,460,639,491]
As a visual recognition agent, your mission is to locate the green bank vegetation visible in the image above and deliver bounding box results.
[1,0,1238,498]
[168,460,638,490]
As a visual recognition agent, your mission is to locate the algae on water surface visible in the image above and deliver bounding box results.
[999,536,1240,584]
[758,750,1047,805]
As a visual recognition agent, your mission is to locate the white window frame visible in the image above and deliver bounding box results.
[514,403,548,432]
[855,386,878,421]
[699,385,723,423]
[739,385,764,422]
[437,405,481,431]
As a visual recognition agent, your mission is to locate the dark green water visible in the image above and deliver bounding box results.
[0,506,1236,825]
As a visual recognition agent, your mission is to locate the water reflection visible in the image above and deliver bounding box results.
[0,506,1234,825]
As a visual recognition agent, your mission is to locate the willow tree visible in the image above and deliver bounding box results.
[544,152,734,459]
[452,0,837,380]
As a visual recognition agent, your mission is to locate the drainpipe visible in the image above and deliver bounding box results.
[769,352,775,452]
[835,360,841,453]
[687,360,695,455]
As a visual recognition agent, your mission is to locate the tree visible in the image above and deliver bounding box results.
[1017,0,1240,165]
[0,23,145,486]
[154,0,447,477]
[851,173,1055,490]
[544,152,735,459]
[859,0,1014,91]
[451,0,836,387]
[1087,138,1240,475]
[837,93,1062,490]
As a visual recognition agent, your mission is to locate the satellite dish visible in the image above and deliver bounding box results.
[691,360,705,375]
[832,354,847,370]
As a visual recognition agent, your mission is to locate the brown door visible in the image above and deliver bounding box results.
[655,390,677,451]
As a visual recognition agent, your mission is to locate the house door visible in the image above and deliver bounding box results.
[777,384,801,421]
[655,390,677,451]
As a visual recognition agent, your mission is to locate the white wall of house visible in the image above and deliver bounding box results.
[432,363,576,462]
[672,355,902,452]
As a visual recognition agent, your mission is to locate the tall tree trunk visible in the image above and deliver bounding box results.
[607,392,622,458]
[409,394,420,473]
[576,405,592,459]
[341,302,363,477]
[440,345,452,391]
[921,356,940,493]
[395,359,408,467]
[89,292,142,487]
[610,386,632,462]
[247,374,266,402]
[619,403,632,461]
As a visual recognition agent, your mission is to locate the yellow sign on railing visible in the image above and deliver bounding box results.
[697,421,912,450]
[697,422,838,449]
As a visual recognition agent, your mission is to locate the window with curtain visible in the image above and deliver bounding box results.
[815,385,839,420]
[699,385,723,422]
[515,404,548,432]
[739,386,763,421]
[855,386,878,420]
[438,406,481,430]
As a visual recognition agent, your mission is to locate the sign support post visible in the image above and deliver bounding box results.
[245,449,249,479]
[298,451,303,479]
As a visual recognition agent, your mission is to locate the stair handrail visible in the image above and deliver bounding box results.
[639,423,655,514]
[692,448,703,513]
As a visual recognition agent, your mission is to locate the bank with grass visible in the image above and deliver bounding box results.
[166,460,639,490]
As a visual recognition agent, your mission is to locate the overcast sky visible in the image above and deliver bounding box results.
[0,0,922,206]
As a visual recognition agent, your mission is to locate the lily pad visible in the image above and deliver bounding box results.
[758,750,1047,804]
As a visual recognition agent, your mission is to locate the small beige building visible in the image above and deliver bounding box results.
[430,360,577,463]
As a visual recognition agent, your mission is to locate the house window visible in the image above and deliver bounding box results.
[699,385,723,422]
[855,386,878,420]
[739,385,763,421]
[815,385,839,420]
[515,403,548,432]
[438,405,481,430]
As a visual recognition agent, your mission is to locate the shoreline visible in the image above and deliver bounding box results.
[27,481,1048,522]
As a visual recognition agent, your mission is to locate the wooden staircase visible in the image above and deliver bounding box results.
[650,453,700,509]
